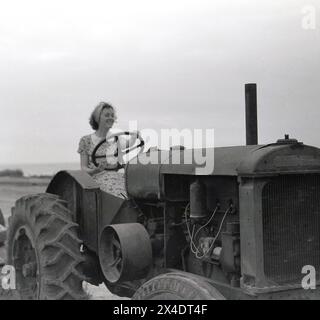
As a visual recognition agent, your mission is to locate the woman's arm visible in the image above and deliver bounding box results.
[80,154,118,175]
[78,135,109,174]
[80,153,101,175]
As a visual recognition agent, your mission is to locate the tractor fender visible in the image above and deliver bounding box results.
[47,170,100,194]
[46,170,101,252]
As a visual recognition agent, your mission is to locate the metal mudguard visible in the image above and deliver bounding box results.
[46,170,139,253]
[46,170,100,193]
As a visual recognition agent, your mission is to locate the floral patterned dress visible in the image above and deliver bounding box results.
[77,133,127,198]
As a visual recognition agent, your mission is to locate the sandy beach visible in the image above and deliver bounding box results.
[0,176,126,300]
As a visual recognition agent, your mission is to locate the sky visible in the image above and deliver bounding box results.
[0,0,319,164]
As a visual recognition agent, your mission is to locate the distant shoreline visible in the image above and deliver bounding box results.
[0,163,79,177]
[0,168,52,184]
[0,176,51,187]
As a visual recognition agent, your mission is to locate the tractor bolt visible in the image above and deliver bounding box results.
[22,262,37,278]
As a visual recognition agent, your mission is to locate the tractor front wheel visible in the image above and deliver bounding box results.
[7,193,86,300]
[132,273,225,300]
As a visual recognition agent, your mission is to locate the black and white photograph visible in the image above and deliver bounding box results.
[0,0,319,304]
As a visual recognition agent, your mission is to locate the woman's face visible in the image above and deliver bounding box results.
[99,107,115,129]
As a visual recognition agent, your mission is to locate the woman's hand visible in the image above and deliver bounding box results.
[132,130,141,139]
[125,130,141,149]
[94,160,118,173]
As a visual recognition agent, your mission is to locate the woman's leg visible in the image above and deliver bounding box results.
[92,171,127,198]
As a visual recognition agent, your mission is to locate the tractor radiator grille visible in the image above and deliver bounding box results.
[262,175,320,284]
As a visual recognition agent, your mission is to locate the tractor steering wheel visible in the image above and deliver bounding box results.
[91,131,145,168]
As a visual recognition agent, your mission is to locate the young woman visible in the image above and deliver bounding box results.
[78,101,139,197]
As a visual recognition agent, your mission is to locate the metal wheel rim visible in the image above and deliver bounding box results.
[103,231,123,283]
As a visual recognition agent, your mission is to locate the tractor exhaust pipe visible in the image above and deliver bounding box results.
[245,83,258,145]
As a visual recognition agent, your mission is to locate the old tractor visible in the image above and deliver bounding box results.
[7,84,320,299]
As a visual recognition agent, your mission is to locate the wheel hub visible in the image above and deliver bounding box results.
[12,227,39,299]
[22,262,37,278]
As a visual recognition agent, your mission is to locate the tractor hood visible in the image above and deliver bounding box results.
[125,139,320,199]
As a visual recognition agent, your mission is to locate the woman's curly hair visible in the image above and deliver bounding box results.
[89,102,117,130]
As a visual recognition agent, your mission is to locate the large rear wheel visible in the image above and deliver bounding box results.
[132,273,225,300]
[7,193,86,300]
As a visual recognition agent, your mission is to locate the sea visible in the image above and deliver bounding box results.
[0,162,80,177]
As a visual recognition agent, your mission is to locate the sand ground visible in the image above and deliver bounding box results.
[0,176,127,300]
